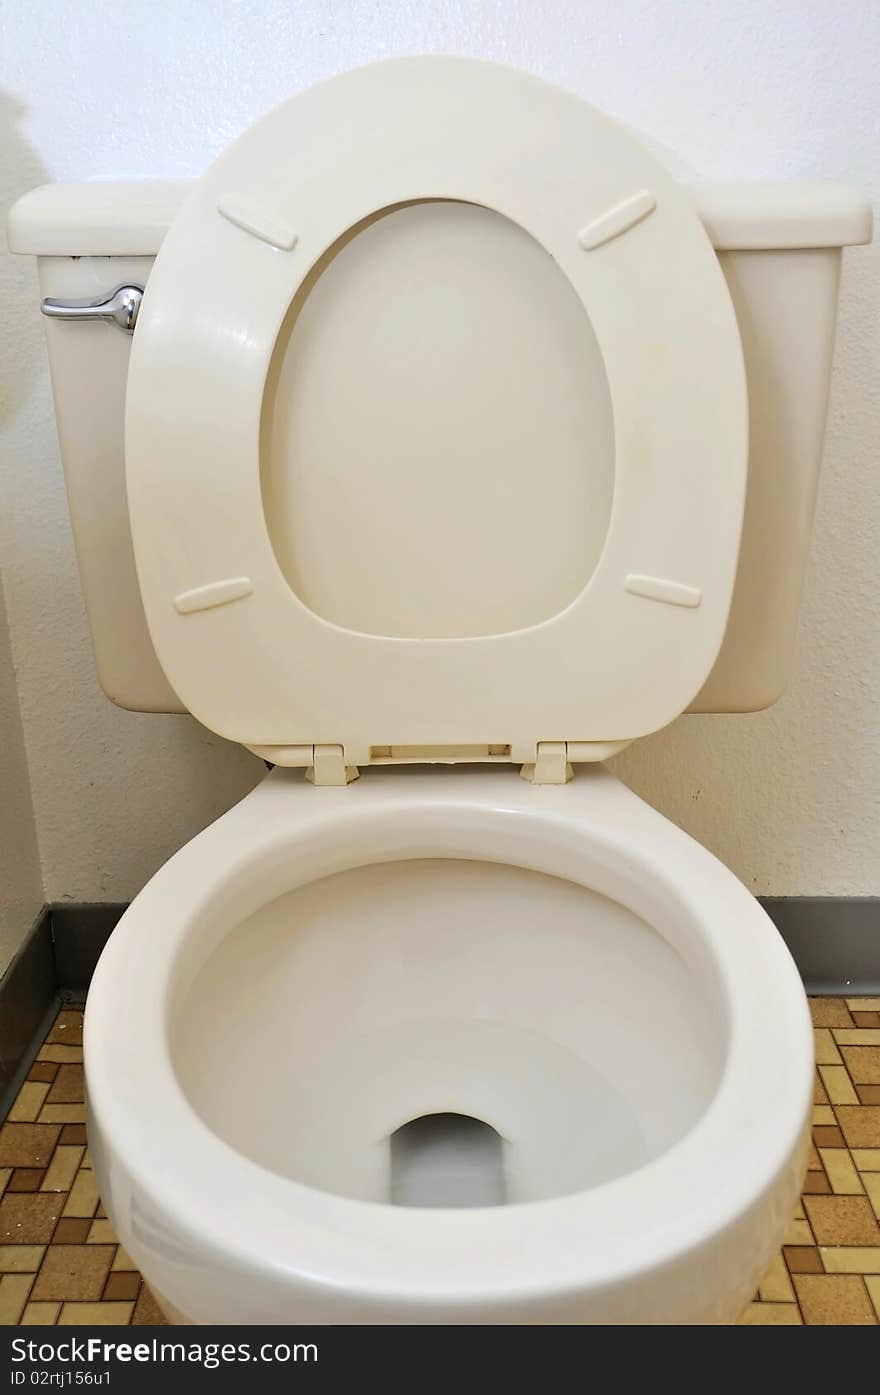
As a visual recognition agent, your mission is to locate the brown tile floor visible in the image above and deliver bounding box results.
[1,999,879,1325]
[739,995,880,1326]
[0,1009,165,1326]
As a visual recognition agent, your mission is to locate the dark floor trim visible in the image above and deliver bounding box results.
[0,903,127,1120]
[23,897,880,998]
[0,907,58,1116]
[50,902,128,992]
[44,897,880,994]
[1,896,878,1120]
[760,897,880,995]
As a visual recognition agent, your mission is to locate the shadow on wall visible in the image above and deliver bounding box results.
[0,94,47,961]
[0,564,42,968]
[612,238,880,894]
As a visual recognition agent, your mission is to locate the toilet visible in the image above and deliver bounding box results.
[9,57,872,1324]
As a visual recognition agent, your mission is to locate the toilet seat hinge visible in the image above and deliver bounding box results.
[520,740,631,782]
[520,742,574,785]
[306,744,360,787]
[248,740,629,782]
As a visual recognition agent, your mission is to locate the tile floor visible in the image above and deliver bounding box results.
[740,994,880,1326]
[0,1009,165,1326]
[1,999,879,1326]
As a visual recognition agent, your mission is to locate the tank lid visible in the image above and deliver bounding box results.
[692,180,873,251]
[8,181,190,257]
[7,178,873,256]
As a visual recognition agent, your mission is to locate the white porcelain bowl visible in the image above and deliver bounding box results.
[84,765,812,1324]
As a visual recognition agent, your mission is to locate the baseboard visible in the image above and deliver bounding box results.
[24,897,880,996]
[0,902,126,1120]
[0,895,877,1121]
[40,896,880,993]
[760,896,880,995]
[0,908,58,1116]
[50,902,128,992]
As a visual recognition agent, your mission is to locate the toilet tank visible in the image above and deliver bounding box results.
[8,179,872,717]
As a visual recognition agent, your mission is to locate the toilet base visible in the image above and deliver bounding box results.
[85,766,812,1326]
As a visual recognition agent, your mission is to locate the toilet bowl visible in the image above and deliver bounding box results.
[85,765,812,1325]
[13,54,869,1325]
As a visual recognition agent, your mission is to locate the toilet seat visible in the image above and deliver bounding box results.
[125,58,748,764]
[84,766,811,1325]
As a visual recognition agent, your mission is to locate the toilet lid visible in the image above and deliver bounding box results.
[126,57,747,765]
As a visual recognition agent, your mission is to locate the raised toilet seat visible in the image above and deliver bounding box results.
[85,765,811,1325]
[125,57,748,757]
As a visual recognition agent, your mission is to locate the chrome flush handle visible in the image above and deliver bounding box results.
[41,284,143,334]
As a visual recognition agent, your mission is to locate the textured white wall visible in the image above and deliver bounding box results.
[0,576,42,968]
[0,0,877,912]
